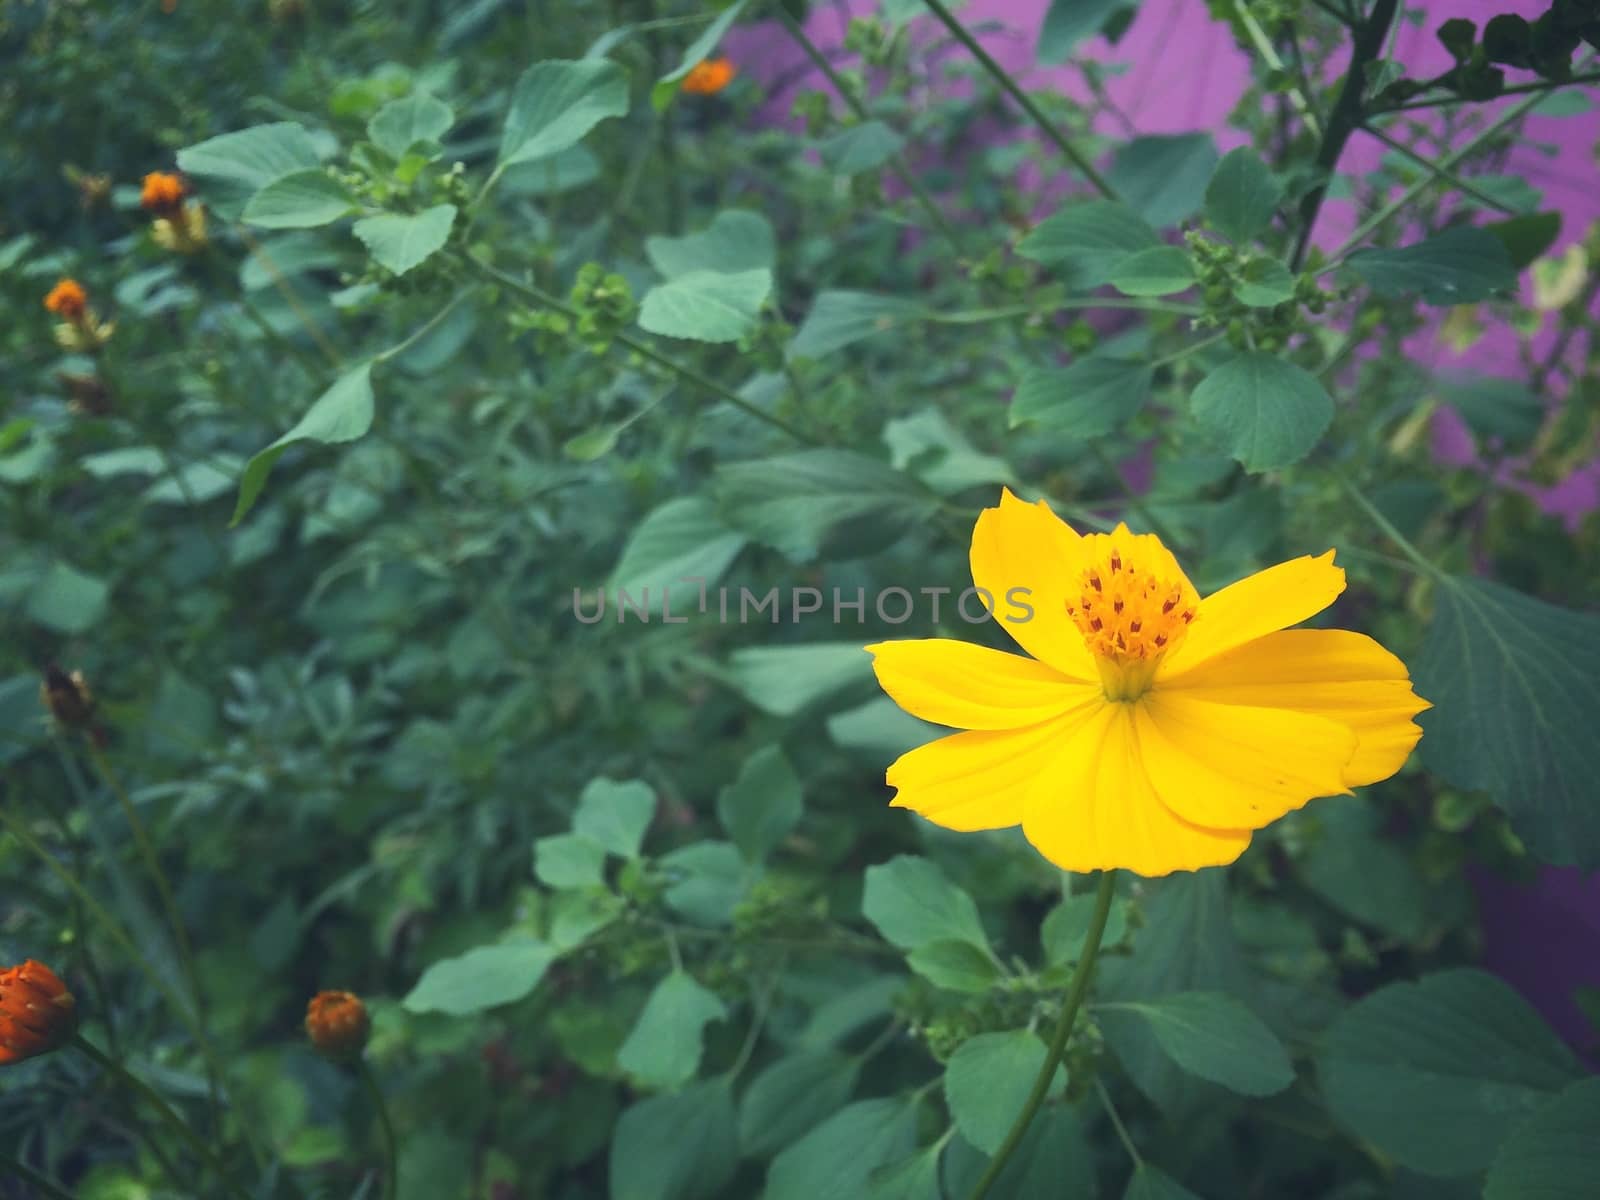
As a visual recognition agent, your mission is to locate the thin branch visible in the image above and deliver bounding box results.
[1356,122,1519,214]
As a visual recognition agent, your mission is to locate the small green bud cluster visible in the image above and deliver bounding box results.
[564,263,637,354]
[1188,231,1333,353]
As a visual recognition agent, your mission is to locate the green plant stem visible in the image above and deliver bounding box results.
[1096,1079,1143,1167]
[1335,473,1440,577]
[359,1058,400,1200]
[233,224,344,367]
[462,253,816,443]
[965,871,1116,1200]
[1232,0,1321,137]
[917,0,1117,200]
[0,1157,78,1200]
[73,1036,254,1200]
[772,5,967,258]
[1290,0,1400,270]
[1355,121,1518,215]
[1371,70,1600,114]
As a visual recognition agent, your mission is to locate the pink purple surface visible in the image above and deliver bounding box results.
[732,0,1600,1047]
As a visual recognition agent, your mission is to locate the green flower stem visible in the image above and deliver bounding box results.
[0,1156,78,1200]
[72,1036,255,1200]
[359,1058,401,1200]
[917,0,1117,200]
[1231,0,1321,138]
[1335,474,1440,579]
[965,871,1117,1200]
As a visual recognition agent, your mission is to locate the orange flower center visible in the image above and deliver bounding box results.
[1063,538,1198,700]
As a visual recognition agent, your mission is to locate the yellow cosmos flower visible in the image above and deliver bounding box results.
[867,489,1430,877]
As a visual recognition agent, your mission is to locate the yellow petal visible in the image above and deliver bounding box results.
[1021,705,1252,877]
[1158,551,1346,678]
[969,488,1097,681]
[885,700,1104,831]
[1160,629,1429,786]
[867,639,1096,730]
[1134,691,1357,829]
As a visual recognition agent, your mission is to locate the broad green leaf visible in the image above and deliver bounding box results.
[1101,991,1293,1097]
[827,696,940,757]
[1483,1077,1600,1200]
[764,1099,918,1200]
[1016,201,1160,287]
[501,145,602,196]
[1205,146,1284,242]
[500,59,629,167]
[616,971,727,1090]
[645,210,776,278]
[820,120,906,175]
[651,0,749,110]
[369,91,454,159]
[637,268,771,342]
[714,449,937,563]
[1038,0,1134,62]
[1300,796,1430,941]
[26,561,109,635]
[660,841,749,927]
[1485,211,1561,268]
[861,855,989,953]
[738,1050,861,1157]
[241,169,356,229]
[402,939,555,1015]
[572,777,656,859]
[142,457,240,505]
[1318,969,1583,1176]
[1124,1165,1204,1200]
[1232,257,1296,307]
[176,122,321,216]
[1434,375,1543,450]
[1109,133,1219,228]
[609,497,748,616]
[726,642,874,717]
[945,1031,1065,1154]
[788,290,926,359]
[1345,225,1516,305]
[610,1079,738,1200]
[716,745,802,863]
[232,362,375,525]
[906,939,1000,993]
[1413,576,1600,868]
[882,408,1015,495]
[534,832,608,889]
[1012,357,1152,435]
[352,204,456,276]
[1189,352,1333,471]
[866,1146,942,1200]
[942,1108,1095,1200]
[1042,891,1130,964]
[239,231,345,291]
[1108,246,1195,296]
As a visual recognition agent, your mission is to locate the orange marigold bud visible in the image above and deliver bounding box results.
[140,171,187,215]
[43,279,88,322]
[40,665,97,728]
[681,57,737,96]
[306,990,370,1060]
[0,960,77,1067]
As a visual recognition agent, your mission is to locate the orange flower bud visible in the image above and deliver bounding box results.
[306,990,370,1060]
[40,665,97,729]
[43,279,88,322]
[140,171,187,215]
[0,960,77,1066]
[681,57,737,96]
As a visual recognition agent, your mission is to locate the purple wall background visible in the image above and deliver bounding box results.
[731,0,1600,1049]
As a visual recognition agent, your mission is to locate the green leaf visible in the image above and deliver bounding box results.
[820,120,906,175]
[572,777,656,859]
[1042,892,1130,964]
[651,0,749,110]
[352,204,456,276]
[726,642,874,717]
[1038,0,1133,62]
[1483,1077,1600,1200]
[501,144,602,196]
[788,290,926,359]
[1012,356,1153,435]
[1108,246,1196,296]
[943,1107,1096,1200]
[1300,796,1430,941]
[1413,576,1600,868]
[176,122,321,217]
[610,1079,738,1200]
[1015,201,1160,287]
[1318,969,1583,1176]
[1483,211,1561,269]
[660,841,750,927]
[764,1099,918,1200]
[616,971,728,1090]
[862,855,989,953]
[945,1031,1065,1154]
[402,939,556,1015]
[637,268,772,343]
[25,561,109,634]
[738,1050,861,1157]
[883,408,1016,496]
[645,210,776,278]
[1109,133,1219,228]
[232,362,375,525]
[1123,1165,1204,1200]
[609,497,748,616]
[906,940,1001,993]
[716,745,803,863]
[867,1146,943,1200]
[500,59,629,167]
[714,449,937,563]
[1435,375,1543,451]
[241,169,356,229]
[1345,225,1517,305]
[1232,257,1296,307]
[369,91,454,158]
[534,832,608,889]
[1189,352,1334,471]
[1205,147,1284,242]
[1103,991,1294,1097]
